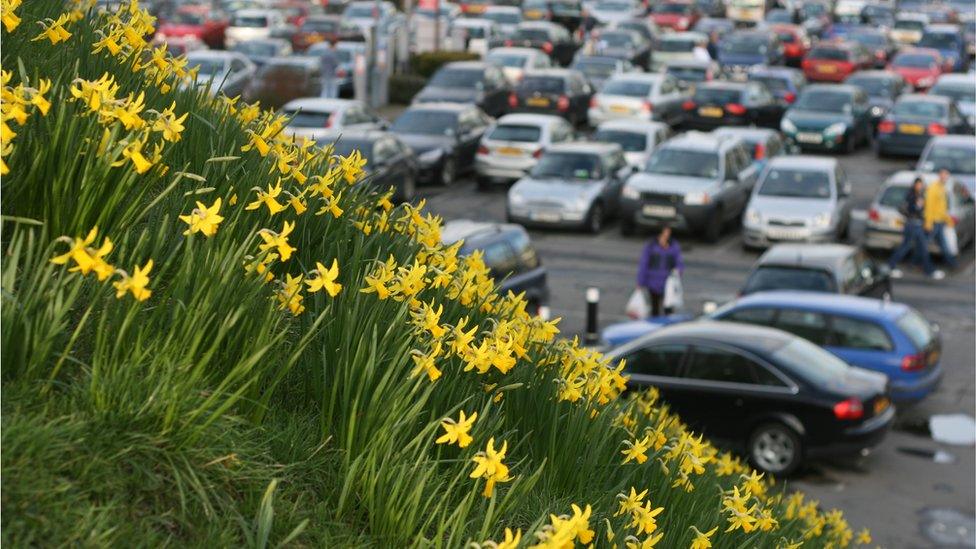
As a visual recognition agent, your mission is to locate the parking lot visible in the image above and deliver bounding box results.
[416,143,976,548]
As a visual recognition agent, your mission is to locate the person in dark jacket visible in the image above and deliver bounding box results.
[887,177,944,280]
[636,226,685,317]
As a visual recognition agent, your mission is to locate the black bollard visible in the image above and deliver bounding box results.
[584,287,599,344]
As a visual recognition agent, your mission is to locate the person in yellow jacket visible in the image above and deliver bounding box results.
[924,169,958,269]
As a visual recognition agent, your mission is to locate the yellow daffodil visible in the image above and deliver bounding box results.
[306,259,342,297]
[92,28,123,55]
[469,437,510,498]
[69,73,118,113]
[258,220,296,261]
[246,181,287,215]
[244,253,277,283]
[755,508,778,532]
[152,101,188,142]
[624,532,664,549]
[113,259,152,301]
[179,197,224,237]
[112,92,146,130]
[725,507,757,534]
[435,410,477,448]
[411,341,443,382]
[855,528,872,545]
[689,526,718,549]
[485,528,521,549]
[50,227,114,280]
[2,0,22,32]
[360,256,396,300]
[622,435,651,464]
[31,14,72,45]
[615,487,648,517]
[450,317,477,357]
[317,193,343,218]
[276,273,305,315]
[630,501,665,536]
[412,301,446,338]
[338,149,367,184]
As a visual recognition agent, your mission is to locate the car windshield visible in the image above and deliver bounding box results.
[331,139,374,162]
[593,129,647,151]
[930,84,976,103]
[301,19,339,32]
[485,11,521,23]
[808,47,849,61]
[489,52,529,67]
[894,20,925,31]
[793,90,851,113]
[285,109,333,128]
[766,11,792,22]
[600,32,636,48]
[654,3,690,13]
[849,32,885,47]
[573,59,617,78]
[923,145,976,174]
[896,309,934,350]
[519,75,565,93]
[429,68,483,88]
[772,338,851,387]
[892,54,937,68]
[749,75,788,93]
[531,152,603,180]
[645,148,719,178]
[758,169,831,198]
[602,79,652,96]
[878,185,908,208]
[488,124,542,142]
[694,87,742,104]
[892,100,946,118]
[668,66,707,82]
[169,11,206,25]
[256,63,308,80]
[232,15,269,27]
[919,33,960,49]
[846,76,894,97]
[392,110,458,135]
[514,28,551,41]
[190,58,227,76]
[233,42,279,56]
[743,266,836,293]
[659,38,696,52]
[722,36,767,54]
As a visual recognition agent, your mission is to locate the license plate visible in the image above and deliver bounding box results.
[874,397,889,415]
[306,34,323,44]
[818,64,837,73]
[531,211,561,222]
[525,9,543,17]
[766,227,807,240]
[497,146,523,156]
[609,104,631,113]
[796,132,823,144]
[642,205,676,218]
[899,123,924,135]
[698,106,723,118]
[526,97,550,107]
[892,217,904,229]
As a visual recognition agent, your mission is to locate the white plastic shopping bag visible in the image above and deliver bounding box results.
[663,272,683,310]
[944,225,959,257]
[625,288,649,319]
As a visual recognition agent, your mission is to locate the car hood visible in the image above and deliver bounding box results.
[627,173,717,194]
[602,315,693,347]
[510,177,607,201]
[414,86,480,104]
[393,133,453,155]
[785,109,851,129]
[749,195,835,219]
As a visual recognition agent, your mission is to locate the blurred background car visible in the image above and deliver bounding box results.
[157,5,228,49]
[476,113,575,188]
[802,41,872,83]
[890,13,929,46]
[666,59,720,89]
[482,6,524,35]
[650,0,700,31]
[282,98,387,140]
[413,61,511,117]
[231,38,292,67]
[847,28,897,69]
[291,15,363,52]
[748,66,805,105]
[225,8,286,48]
[503,21,579,66]
[844,71,907,134]
[487,47,554,84]
[769,23,810,67]
[450,18,503,57]
[717,29,784,75]
[741,244,892,298]
[917,24,969,72]
[876,94,972,157]
[712,126,787,172]
[781,84,873,154]
[683,81,785,130]
[508,68,594,125]
[588,0,644,26]
[588,28,652,70]
[391,103,491,186]
[307,41,365,98]
[651,32,708,72]
[569,54,636,91]
[329,130,418,201]
[917,135,976,193]
[243,56,322,109]
[186,50,256,97]
[588,73,689,126]
[888,48,946,91]
[929,73,976,127]
[592,119,670,169]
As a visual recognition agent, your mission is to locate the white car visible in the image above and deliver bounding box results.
[343,0,401,34]
[225,9,286,49]
[651,32,708,72]
[450,18,502,57]
[281,98,387,141]
[589,0,644,25]
[587,73,690,126]
[486,47,553,84]
[185,50,256,97]
[592,119,670,169]
[482,6,523,36]
[475,113,576,188]
[890,13,930,45]
[930,73,976,128]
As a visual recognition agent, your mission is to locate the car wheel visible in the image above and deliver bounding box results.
[586,202,604,234]
[748,422,803,476]
[441,157,456,187]
[701,206,723,243]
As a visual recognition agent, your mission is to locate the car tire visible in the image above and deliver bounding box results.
[441,157,456,187]
[586,202,604,234]
[701,206,723,243]
[748,422,803,477]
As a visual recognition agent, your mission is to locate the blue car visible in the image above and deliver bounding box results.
[918,24,969,72]
[717,30,785,74]
[602,291,943,402]
[748,66,806,105]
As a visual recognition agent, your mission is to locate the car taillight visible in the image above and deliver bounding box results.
[784,91,796,103]
[542,41,553,53]
[875,49,886,59]
[725,103,746,115]
[901,352,926,371]
[682,99,696,110]
[504,39,512,47]
[557,95,570,111]
[508,92,518,108]
[928,123,947,135]
[335,67,347,78]
[324,114,334,128]
[640,100,653,113]
[868,207,880,221]
[801,59,811,70]
[833,398,864,420]
[754,143,766,160]
[878,120,895,133]
[589,97,599,108]
[533,147,543,158]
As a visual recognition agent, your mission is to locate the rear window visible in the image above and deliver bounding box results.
[429,68,483,89]
[600,32,637,48]
[592,129,648,152]
[892,53,938,68]
[488,124,542,142]
[896,309,934,350]
[743,266,836,294]
[918,32,961,49]
[488,53,529,68]
[519,76,566,93]
[749,75,788,93]
[878,185,908,208]
[574,59,617,78]
[602,79,652,97]
[301,19,339,32]
[894,19,925,31]
[667,66,707,82]
[514,28,551,41]
[659,38,696,52]
[233,15,269,27]
[285,110,333,127]
[693,87,742,104]
[772,338,851,386]
[653,3,691,13]
[923,144,976,174]
[892,100,947,118]
[808,47,849,61]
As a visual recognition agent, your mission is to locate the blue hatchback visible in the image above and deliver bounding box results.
[602,291,943,402]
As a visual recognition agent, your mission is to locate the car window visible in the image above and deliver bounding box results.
[620,344,686,377]
[773,309,829,345]
[482,241,517,279]
[723,151,736,180]
[684,346,763,385]
[508,229,539,270]
[722,307,777,325]
[344,106,368,124]
[896,309,934,350]
[373,138,397,163]
[230,58,247,72]
[830,316,893,351]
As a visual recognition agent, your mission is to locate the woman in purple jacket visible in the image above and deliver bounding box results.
[636,226,685,317]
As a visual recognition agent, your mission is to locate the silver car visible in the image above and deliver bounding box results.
[592,119,670,169]
[486,47,553,84]
[651,32,708,72]
[743,156,853,249]
[476,113,575,188]
[185,51,256,98]
[929,74,976,128]
[864,170,976,252]
[587,73,690,126]
[916,134,976,195]
[282,98,387,141]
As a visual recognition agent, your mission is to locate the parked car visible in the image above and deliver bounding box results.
[844,71,907,133]
[801,41,871,83]
[506,142,632,232]
[649,0,700,31]
[450,18,503,57]
[929,73,976,127]
[742,156,852,249]
[861,3,894,28]
[282,98,386,140]
[482,5,523,35]
[413,61,510,117]
[917,135,976,193]
[798,1,832,38]
[231,38,292,66]
[888,48,945,91]
[614,19,661,47]
[876,94,972,157]
[589,0,644,25]
[243,56,322,109]
[605,321,894,475]
[712,127,787,172]
[741,244,892,299]
[666,60,721,89]
[780,84,873,153]
[519,0,585,33]
[651,32,708,72]
[592,119,670,169]
[590,28,652,70]
[847,28,897,69]
[329,130,418,201]
[487,47,554,85]
[225,9,285,48]
[441,220,549,310]
[717,30,784,75]
[866,170,975,252]
[588,73,689,126]
[307,41,365,98]
[476,113,575,187]
[918,24,968,72]
[185,50,256,97]
[342,1,402,34]
[692,16,735,39]
[157,5,228,49]
[569,55,635,91]
[391,103,492,186]
[508,68,594,125]
[748,66,805,105]
[291,15,363,51]
[769,24,810,67]
[890,13,929,46]
[619,132,759,239]
[683,81,785,130]
[504,21,579,66]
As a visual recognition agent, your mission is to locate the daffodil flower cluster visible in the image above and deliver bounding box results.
[529,503,595,548]
[50,227,153,302]
[1,0,22,32]
[1,71,51,174]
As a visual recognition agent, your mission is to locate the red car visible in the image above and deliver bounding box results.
[888,48,945,91]
[801,42,871,82]
[770,24,809,67]
[649,1,700,31]
[274,1,318,26]
[291,15,364,51]
[156,6,228,49]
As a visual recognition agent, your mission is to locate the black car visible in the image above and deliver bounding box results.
[508,68,594,125]
[682,81,785,130]
[441,220,549,310]
[412,61,511,117]
[391,103,492,186]
[844,71,907,133]
[876,94,973,157]
[504,21,579,66]
[607,321,894,475]
[742,244,893,299]
[847,28,897,68]
[591,28,652,70]
[331,131,417,201]
[666,60,719,89]
[780,84,873,153]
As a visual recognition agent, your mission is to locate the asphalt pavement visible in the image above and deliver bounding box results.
[416,145,976,548]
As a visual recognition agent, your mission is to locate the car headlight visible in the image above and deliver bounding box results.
[684,191,710,205]
[917,76,934,88]
[781,118,797,134]
[418,148,444,164]
[572,196,591,211]
[870,106,884,117]
[824,122,847,137]
[622,184,640,200]
[745,208,761,225]
[811,212,831,227]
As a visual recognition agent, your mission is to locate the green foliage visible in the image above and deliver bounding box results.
[388,73,428,105]
[409,50,482,79]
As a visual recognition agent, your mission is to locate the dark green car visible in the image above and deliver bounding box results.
[779,84,874,154]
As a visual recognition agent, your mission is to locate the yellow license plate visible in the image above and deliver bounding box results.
[526,97,550,107]
[497,146,523,155]
[818,64,837,73]
[874,397,889,415]
[699,106,723,117]
[306,34,323,43]
[928,350,939,366]
[468,5,486,12]
[899,123,924,135]
[892,217,904,228]
[525,9,543,17]
[609,104,630,113]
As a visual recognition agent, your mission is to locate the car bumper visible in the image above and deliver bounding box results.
[890,363,943,403]
[587,108,651,125]
[876,133,930,156]
[807,403,895,458]
[475,156,534,183]
[508,207,589,229]
[786,133,846,152]
[686,114,748,130]
[417,158,445,182]
[742,225,837,248]
[620,198,713,232]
